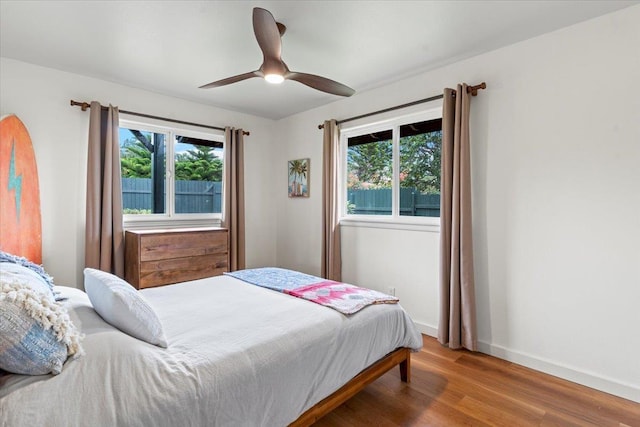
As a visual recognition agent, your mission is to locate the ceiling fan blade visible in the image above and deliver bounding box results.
[287,72,355,97]
[199,71,261,89]
[253,7,282,61]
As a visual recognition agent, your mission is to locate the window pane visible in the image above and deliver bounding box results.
[347,130,392,215]
[120,127,166,214]
[399,119,442,217]
[174,136,223,214]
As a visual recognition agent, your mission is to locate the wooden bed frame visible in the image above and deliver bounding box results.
[291,347,411,426]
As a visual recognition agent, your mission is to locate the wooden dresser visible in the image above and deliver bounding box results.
[124,227,228,289]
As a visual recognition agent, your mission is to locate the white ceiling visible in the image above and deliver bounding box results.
[1,1,637,120]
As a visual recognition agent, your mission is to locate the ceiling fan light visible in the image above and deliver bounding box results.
[265,73,284,84]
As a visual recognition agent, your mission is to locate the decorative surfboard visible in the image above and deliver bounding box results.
[0,114,42,263]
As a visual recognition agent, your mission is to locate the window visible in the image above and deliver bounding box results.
[119,120,224,224]
[341,108,442,225]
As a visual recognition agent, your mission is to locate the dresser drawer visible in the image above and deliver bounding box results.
[125,228,228,289]
[139,230,227,261]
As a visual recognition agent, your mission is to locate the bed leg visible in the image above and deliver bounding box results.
[399,352,410,382]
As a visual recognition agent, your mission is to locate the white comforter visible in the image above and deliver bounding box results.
[0,274,422,426]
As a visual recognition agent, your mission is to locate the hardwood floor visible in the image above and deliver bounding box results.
[314,335,640,426]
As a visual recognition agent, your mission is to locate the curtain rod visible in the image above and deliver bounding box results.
[317,82,486,129]
[70,100,250,136]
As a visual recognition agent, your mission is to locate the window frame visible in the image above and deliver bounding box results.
[119,118,225,229]
[339,106,442,232]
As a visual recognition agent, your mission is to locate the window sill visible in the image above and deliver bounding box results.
[124,216,222,231]
[339,216,440,232]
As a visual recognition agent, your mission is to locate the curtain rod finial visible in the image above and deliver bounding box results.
[71,100,91,111]
[469,82,487,96]
[318,124,325,130]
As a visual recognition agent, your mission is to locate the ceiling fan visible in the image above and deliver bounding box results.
[199,7,355,97]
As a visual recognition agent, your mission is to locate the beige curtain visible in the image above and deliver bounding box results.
[85,102,125,277]
[321,120,342,281]
[223,128,245,271]
[438,85,477,351]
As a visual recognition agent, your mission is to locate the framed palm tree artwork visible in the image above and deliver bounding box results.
[288,158,309,198]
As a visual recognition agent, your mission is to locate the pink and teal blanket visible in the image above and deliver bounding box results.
[225,268,398,315]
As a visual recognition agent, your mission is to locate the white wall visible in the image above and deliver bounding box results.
[0,58,278,287]
[274,5,640,402]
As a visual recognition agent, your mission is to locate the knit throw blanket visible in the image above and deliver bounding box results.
[225,268,398,315]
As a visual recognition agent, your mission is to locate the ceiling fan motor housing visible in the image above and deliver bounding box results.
[261,57,288,77]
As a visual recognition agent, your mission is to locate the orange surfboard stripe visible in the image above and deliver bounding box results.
[0,115,42,264]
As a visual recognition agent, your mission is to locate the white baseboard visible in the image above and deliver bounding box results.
[477,341,640,403]
[414,321,438,338]
[411,322,639,403]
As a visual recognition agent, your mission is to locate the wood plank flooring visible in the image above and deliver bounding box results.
[314,335,640,426]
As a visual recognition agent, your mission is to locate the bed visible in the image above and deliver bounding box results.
[0,114,422,426]
[1,272,422,426]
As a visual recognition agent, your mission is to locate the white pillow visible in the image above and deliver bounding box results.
[0,262,54,300]
[83,268,168,348]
